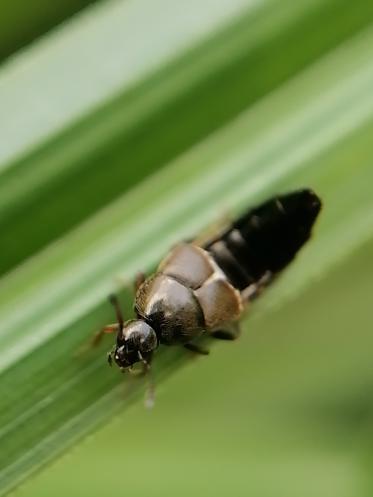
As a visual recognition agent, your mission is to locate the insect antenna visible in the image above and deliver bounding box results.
[108,294,124,329]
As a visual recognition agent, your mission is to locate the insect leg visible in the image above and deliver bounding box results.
[114,272,146,298]
[91,323,119,347]
[75,323,119,357]
[141,353,155,409]
[241,271,274,303]
[134,272,146,292]
[184,343,209,355]
[78,295,123,356]
[210,322,240,341]
[192,212,232,247]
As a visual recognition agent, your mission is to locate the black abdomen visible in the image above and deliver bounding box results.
[205,189,321,291]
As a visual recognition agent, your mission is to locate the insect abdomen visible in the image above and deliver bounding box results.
[205,189,321,291]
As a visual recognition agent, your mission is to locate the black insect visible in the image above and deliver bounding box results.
[96,189,321,403]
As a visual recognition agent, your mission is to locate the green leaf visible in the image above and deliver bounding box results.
[1,0,373,275]
[0,0,98,63]
[1,1,373,495]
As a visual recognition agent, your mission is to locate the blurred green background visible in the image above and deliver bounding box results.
[1,1,373,496]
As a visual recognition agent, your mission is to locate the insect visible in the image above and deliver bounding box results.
[97,189,321,403]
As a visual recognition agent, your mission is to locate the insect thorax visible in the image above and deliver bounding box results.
[135,244,243,343]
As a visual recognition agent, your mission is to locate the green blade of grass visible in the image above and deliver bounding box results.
[0,0,98,63]
[1,23,373,360]
[1,0,373,275]
[0,0,253,168]
[1,23,373,494]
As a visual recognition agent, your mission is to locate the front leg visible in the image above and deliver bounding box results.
[91,323,120,347]
[76,322,119,357]
[134,352,155,409]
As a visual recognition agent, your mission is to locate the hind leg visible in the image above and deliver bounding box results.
[191,212,232,247]
[210,322,240,341]
[241,271,274,303]
[184,343,209,355]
